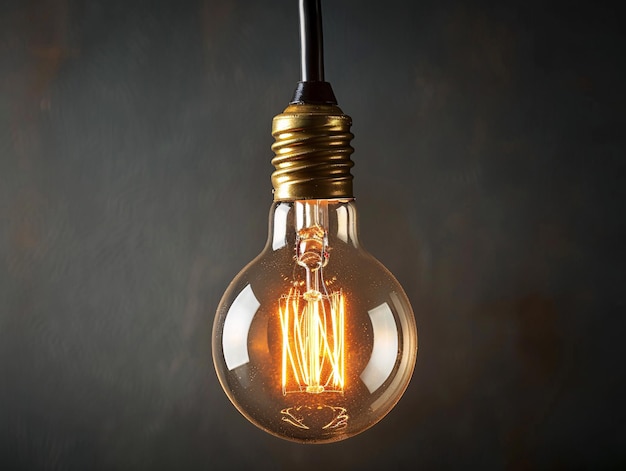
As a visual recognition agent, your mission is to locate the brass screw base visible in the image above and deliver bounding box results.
[271,104,354,201]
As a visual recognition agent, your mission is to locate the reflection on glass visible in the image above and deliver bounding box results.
[222,284,259,371]
[360,302,398,393]
[272,202,290,250]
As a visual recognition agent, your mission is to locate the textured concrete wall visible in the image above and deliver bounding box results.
[1,0,624,469]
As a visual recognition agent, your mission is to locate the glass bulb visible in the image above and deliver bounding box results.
[212,199,418,443]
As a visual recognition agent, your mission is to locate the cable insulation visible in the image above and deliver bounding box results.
[300,0,324,82]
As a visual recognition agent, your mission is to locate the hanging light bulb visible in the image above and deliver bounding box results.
[212,0,418,444]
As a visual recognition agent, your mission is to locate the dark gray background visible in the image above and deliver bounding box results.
[1,0,624,469]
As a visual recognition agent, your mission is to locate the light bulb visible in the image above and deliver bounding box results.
[212,103,418,443]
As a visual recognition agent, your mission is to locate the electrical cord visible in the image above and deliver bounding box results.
[300,0,324,81]
[291,0,338,105]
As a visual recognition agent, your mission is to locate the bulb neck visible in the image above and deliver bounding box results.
[271,104,355,201]
[267,200,360,253]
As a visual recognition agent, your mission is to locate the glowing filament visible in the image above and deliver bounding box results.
[279,288,345,395]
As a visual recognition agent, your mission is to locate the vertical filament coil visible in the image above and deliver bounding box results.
[279,288,345,395]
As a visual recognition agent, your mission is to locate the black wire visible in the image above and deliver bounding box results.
[300,0,324,82]
[291,0,337,104]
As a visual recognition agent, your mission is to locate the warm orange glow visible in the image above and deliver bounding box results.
[279,288,345,395]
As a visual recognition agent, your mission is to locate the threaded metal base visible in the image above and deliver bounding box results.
[271,104,354,201]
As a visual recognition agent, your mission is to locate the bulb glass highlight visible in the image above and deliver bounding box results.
[213,199,418,443]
